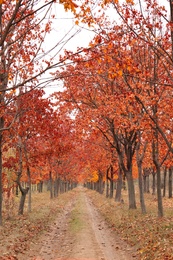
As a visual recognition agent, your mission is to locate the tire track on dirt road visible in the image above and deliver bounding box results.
[29,186,138,260]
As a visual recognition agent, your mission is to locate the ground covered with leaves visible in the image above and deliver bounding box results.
[89,189,173,260]
[0,186,173,260]
[0,190,76,259]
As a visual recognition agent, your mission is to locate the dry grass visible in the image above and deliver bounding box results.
[0,189,78,259]
[86,187,173,260]
[1,186,173,260]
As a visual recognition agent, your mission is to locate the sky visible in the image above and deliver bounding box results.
[40,0,170,97]
[38,2,96,96]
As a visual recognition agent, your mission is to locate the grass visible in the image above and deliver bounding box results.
[69,200,84,233]
[69,208,82,232]
[86,187,173,260]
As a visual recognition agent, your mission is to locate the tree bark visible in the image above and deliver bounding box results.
[136,157,146,214]
[152,171,156,195]
[126,171,136,209]
[168,167,172,198]
[106,178,109,198]
[163,167,167,197]
[156,166,163,217]
[146,175,150,193]
[136,136,147,214]
[115,167,122,202]
[18,186,29,215]
[152,140,163,217]
[37,181,43,192]
[0,128,3,225]
[49,171,53,199]
[98,170,104,194]
[106,167,109,198]
[143,174,147,193]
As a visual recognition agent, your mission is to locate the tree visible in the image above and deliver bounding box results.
[0,0,82,224]
[53,28,142,209]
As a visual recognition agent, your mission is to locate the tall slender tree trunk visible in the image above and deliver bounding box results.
[118,152,137,209]
[126,171,136,209]
[156,166,163,217]
[106,167,109,198]
[0,129,3,225]
[109,179,114,198]
[146,175,150,193]
[106,178,109,198]
[54,177,58,197]
[152,140,163,217]
[27,166,31,213]
[0,2,3,227]
[137,161,146,214]
[143,174,147,193]
[170,0,173,60]
[152,171,156,195]
[16,135,30,215]
[115,167,122,202]
[163,167,167,197]
[136,138,147,214]
[18,186,29,215]
[49,171,53,199]
[98,171,104,194]
[168,167,172,198]
[109,165,114,198]
[23,145,31,212]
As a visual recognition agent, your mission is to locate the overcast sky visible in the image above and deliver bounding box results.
[39,2,96,96]
[41,0,170,97]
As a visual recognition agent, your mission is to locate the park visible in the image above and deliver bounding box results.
[0,0,173,259]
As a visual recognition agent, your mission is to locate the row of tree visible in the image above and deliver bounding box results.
[1,0,173,225]
[52,0,173,217]
[0,0,86,225]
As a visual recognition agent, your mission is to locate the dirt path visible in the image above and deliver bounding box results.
[27,186,138,260]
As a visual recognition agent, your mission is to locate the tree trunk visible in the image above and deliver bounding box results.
[163,167,167,197]
[18,187,29,215]
[98,171,104,194]
[99,178,104,194]
[115,168,122,202]
[106,168,109,198]
[152,138,163,217]
[106,178,109,198]
[54,176,60,197]
[0,2,5,226]
[16,184,19,196]
[59,180,62,193]
[168,167,172,198]
[143,174,147,193]
[109,179,114,199]
[146,175,150,193]
[143,168,150,193]
[156,166,163,217]
[109,165,114,198]
[57,178,60,196]
[152,171,156,195]
[136,138,147,214]
[90,182,93,190]
[126,171,136,209]
[137,160,146,214]
[122,174,126,190]
[37,181,43,192]
[0,129,3,225]
[49,171,53,199]
[64,181,67,192]
[27,166,31,213]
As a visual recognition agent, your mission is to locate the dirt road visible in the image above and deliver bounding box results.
[28,186,138,260]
